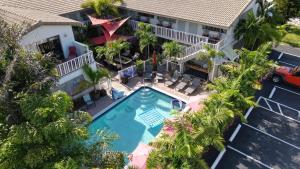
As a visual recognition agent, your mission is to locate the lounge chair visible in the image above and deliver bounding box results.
[83,94,95,107]
[175,74,192,91]
[165,70,180,86]
[111,88,125,100]
[144,64,153,81]
[155,73,164,82]
[184,78,201,95]
[124,67,137,78]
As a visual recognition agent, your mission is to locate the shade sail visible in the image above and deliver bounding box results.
[87,15,112,25]
[102,17,130,37]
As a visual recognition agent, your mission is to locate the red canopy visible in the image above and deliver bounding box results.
[88,15,112,25]
[88,16,130,45]
[102,17,130,37]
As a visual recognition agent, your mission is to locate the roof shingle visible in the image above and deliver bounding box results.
[118,0,253,29]
[0,6,81,28]
[0,0,253,29]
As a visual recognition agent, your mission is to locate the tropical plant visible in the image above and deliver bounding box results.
[83,64,110,94]
[273,0,300,21]
[96,39,130,69]
[146,43,276,168]
[81,0,123,17]
[135,59,144,76]
[135,22,157,60]
[162,41,183,61]
[234,11,281,50]
[0,19,125,169]
[197,45,225,71]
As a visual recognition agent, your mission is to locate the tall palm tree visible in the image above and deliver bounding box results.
[135,22,157,60]
[83,64,110,94]
[162,41,183,61]
[96,39,130,69]
[81,0,123,17]
[234,11,281,50]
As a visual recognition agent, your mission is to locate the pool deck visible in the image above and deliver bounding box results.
[86,74,211,117]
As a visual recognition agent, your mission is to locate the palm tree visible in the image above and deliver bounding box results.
[135,22,157,60]
[96,39,130,69]
[83,64,110,94]
[234,11,281,50]
[81,0,123,17]
[162,41,183,61]
[197,45,224,71]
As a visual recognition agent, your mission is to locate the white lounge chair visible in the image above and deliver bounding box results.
[184,78,201,95]
[165,70,180,86]
[83,94,95,107]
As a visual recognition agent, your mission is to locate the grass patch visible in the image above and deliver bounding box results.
[280,24,300,47]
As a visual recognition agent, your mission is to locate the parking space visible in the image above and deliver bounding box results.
[212,50,300,169]
[247,106,300,147]
[215,148,270,169]
[278,53,300,67]
[268,86,300,111]
[231,125,300,169]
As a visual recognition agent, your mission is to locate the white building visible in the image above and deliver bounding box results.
[0,5,97,97]
[0,0,259,83]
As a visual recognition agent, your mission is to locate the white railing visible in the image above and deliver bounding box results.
[130,20,208,45]
[56,51,95,77]
[130,20,225,63]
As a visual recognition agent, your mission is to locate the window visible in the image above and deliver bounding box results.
[189,22,198,34]
[202,25,227,33]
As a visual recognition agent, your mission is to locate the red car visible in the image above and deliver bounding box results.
[272,65,300,87]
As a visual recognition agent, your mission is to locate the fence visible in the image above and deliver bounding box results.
[56,51,95,77]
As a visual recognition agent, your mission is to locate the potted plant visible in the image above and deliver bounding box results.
[136,59,144,76]
[83,64,110,100]
[120,74,129,84]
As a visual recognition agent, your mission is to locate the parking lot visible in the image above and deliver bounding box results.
[211,50,300,169]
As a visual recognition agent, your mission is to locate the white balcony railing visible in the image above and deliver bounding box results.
[56,51,95,77]
[130,20,209,45]
[130,20,225,63]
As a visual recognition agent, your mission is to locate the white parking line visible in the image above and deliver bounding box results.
[269,87,276,98]
[259,106,300,123]
[278,52,283,59]
[281,52,300,58]
[243,123,300,151]
[229,124,242,142]
[278,61,298,67]
[275,86,300,97]
[227,145,273,169]
[258,96,300,120]
[211,149,226,169]
[245,106,254,119]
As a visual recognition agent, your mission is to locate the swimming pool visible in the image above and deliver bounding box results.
[89,87,185,154]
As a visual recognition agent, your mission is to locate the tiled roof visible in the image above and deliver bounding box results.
[118,0,253,29]
[0,6,81,29]
[0,0,253,29]
[0,0,83,15]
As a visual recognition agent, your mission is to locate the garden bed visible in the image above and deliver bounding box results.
[280,24,300,47]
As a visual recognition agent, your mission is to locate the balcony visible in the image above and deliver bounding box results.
[129,20,209,45]
[56,50,95,77]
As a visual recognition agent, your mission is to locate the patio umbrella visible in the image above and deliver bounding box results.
[152,50,157,65]
[128,143,153,169]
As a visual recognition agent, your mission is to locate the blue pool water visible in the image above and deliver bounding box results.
[89,87,185,154]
